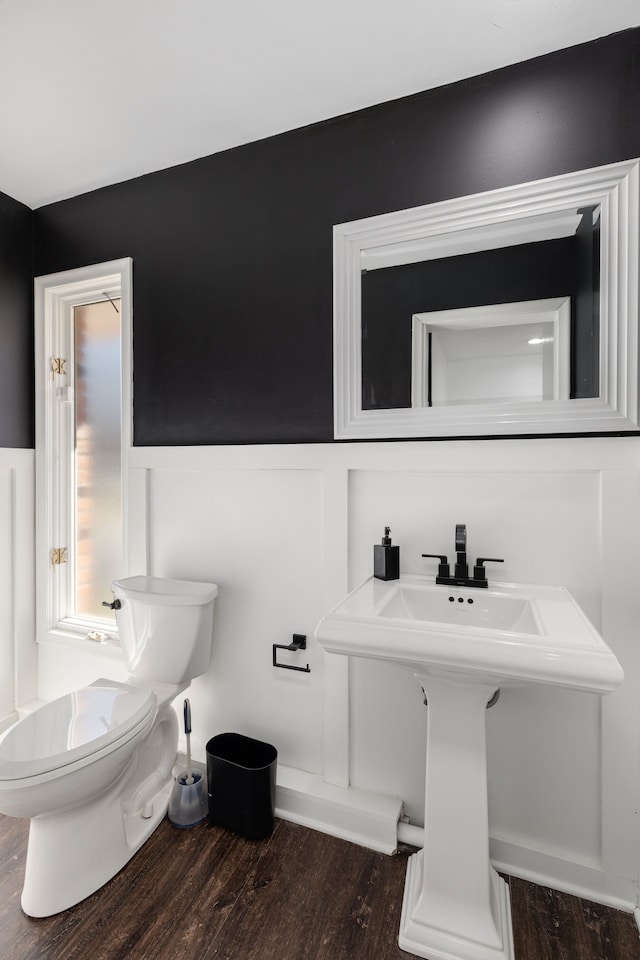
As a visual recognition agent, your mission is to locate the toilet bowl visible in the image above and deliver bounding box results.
[0,576,217,917]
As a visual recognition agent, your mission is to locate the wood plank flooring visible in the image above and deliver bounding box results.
[1,813,638,960]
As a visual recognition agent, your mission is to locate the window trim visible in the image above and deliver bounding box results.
[35,259,133,645]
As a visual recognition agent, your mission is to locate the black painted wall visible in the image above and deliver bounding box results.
[32,28,640,445]
[0,192,32,448]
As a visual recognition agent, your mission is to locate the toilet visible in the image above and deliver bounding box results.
[0,575,217,918]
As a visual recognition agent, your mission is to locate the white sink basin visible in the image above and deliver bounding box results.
[377,582,540,633]
[315,574,623,960]
[316,574,623,692]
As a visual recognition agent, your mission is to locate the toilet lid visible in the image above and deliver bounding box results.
[112,575,218,605]
[0,679,155,780]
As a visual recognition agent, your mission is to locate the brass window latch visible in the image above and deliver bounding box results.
[51,547,67,566]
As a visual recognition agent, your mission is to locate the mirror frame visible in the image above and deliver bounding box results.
[333,158,640,439]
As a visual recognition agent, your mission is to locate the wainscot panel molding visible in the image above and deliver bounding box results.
[599,469,640,887]
[0,449,35,730]
[37,437,640,911]
[489,836,639,913]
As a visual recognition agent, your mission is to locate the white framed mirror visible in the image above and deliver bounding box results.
[333,158,640,439]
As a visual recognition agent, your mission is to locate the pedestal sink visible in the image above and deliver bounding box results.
[315,575,623,960]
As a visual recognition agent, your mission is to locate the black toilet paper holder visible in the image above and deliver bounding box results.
[272,634,311,673]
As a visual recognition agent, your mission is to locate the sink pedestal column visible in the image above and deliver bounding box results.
[399,674,514,960]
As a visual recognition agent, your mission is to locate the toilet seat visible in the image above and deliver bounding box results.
[0,679,155,781]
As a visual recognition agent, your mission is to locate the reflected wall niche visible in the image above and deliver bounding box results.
[333,159,639,439]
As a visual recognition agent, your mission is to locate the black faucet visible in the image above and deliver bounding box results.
[454,522,468,579]
[422,524,504,589]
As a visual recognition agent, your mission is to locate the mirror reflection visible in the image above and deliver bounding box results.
[361,206,600,411]
[411,298,570,408]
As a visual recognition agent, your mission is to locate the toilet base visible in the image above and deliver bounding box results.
[21,703,179,917]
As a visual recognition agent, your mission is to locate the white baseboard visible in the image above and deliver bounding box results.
[94,741,640,917]
[182,754,638,913]
[274,765,403,854]
[177,755,403,854]
[490,835,638,914]
[273,766,640,914]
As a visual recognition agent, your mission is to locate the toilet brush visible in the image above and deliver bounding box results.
[167,698,208,828]
[184,699,194,785]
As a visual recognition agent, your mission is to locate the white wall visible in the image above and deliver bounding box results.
[34,436,640,910]
[439,353,543,404]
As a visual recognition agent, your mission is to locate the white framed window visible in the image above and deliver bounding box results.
[35,259,132,644]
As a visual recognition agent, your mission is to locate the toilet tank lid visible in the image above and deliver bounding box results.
[112,576,218,605]
[0,680,155,780]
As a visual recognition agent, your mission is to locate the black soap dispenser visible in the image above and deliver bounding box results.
[374,527,400,581]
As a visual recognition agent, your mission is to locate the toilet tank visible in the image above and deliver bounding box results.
[111,576,218,684]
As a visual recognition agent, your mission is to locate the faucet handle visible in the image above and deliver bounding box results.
[422,554,451,578]
[473,557,504,583]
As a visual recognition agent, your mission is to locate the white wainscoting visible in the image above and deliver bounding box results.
[34,437,640,910]
[0,449,35,731]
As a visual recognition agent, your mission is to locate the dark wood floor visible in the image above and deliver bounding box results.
[1,813,638,960]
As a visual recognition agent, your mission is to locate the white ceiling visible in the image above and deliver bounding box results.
[1,0,639,209]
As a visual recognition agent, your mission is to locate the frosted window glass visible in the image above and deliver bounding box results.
[73,299,121,620]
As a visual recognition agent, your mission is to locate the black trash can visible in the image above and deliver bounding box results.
[206,732,277,840]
